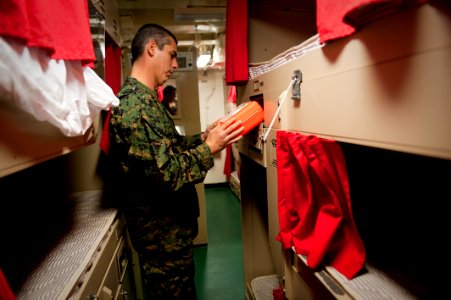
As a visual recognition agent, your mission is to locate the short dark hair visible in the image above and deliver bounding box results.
[131,23,178,64]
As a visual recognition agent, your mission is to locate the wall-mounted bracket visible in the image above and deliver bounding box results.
[291,69,302,100]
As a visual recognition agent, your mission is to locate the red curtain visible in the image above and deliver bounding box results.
[0,0,95,66]
[100,34,122,154]
[225,0,248,85]
[104,35,122,95]
[276,131,366,279]
[316,0,429,43]
[0,269,15,300]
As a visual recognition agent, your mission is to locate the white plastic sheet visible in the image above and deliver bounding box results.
[0,37,119,137]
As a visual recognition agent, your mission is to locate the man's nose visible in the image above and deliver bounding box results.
[172,58,178,69]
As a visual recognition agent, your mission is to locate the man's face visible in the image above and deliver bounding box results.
[155,38,178,86]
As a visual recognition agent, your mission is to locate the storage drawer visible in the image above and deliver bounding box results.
[77,218,122,299]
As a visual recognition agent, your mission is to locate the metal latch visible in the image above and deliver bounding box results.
[291,69,302,100]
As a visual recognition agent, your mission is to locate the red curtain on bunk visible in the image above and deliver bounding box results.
[276,131,366,279]
[0,269,15,300]
[104,36,122,95]
[225,0,248,85]
[0,0,95,66]
[100,35,122,155]
[316,0,429,43]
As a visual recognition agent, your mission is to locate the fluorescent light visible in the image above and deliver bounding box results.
[212,45,224,63]
[197,54,211,68]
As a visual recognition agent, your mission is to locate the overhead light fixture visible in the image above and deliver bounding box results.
[197,54,211,68]
[178,40,194,47]
[212,33,225,63]
[212,45,224,63]
[196,44,211,68]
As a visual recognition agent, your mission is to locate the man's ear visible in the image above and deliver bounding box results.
[146,39,157,57]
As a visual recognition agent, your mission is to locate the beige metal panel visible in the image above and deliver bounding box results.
[281,47,451,158]
[0,105,97,178]
[96,239,122,300]
[91,0,122,46]
[264,129,283,278]
[242,4,451,160]
[283,46,451,159]
[248,1,317,63]
[77,219,122,300]
[126,230,145,300]
[240,191,276,282]
[236,133,266,168]
[194,183,208,245]
[240,155,276,285]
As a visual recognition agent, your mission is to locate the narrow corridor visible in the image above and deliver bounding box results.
[194,184,245,300]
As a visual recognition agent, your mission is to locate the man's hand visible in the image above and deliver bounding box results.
[205,119,244,155]
[201,120,219,142]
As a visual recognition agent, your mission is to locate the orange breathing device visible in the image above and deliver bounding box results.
[219,101,264,136]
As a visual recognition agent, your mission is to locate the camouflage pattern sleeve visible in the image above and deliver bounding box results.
[109,77,214,191]
[178,134,203,149]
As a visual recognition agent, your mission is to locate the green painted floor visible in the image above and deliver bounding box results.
[194,185,245,300]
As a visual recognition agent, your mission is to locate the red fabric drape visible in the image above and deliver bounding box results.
[0,0,95,66]
[158,85,164,102]
[100,37,122,155]
[225,0,248,85]
[316,0,429,44]
[104,39,122,95]
[276,131,366,279]
[0,269,15,300]
[223,86,237,176]
[223,145,233,177]
[226,85,237,104]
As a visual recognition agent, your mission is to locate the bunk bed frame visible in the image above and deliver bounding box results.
[238,3,450,299]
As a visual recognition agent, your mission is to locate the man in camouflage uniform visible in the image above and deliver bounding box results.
[108,24,243,299]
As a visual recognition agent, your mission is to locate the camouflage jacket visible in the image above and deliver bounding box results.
[108,76,214,220]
